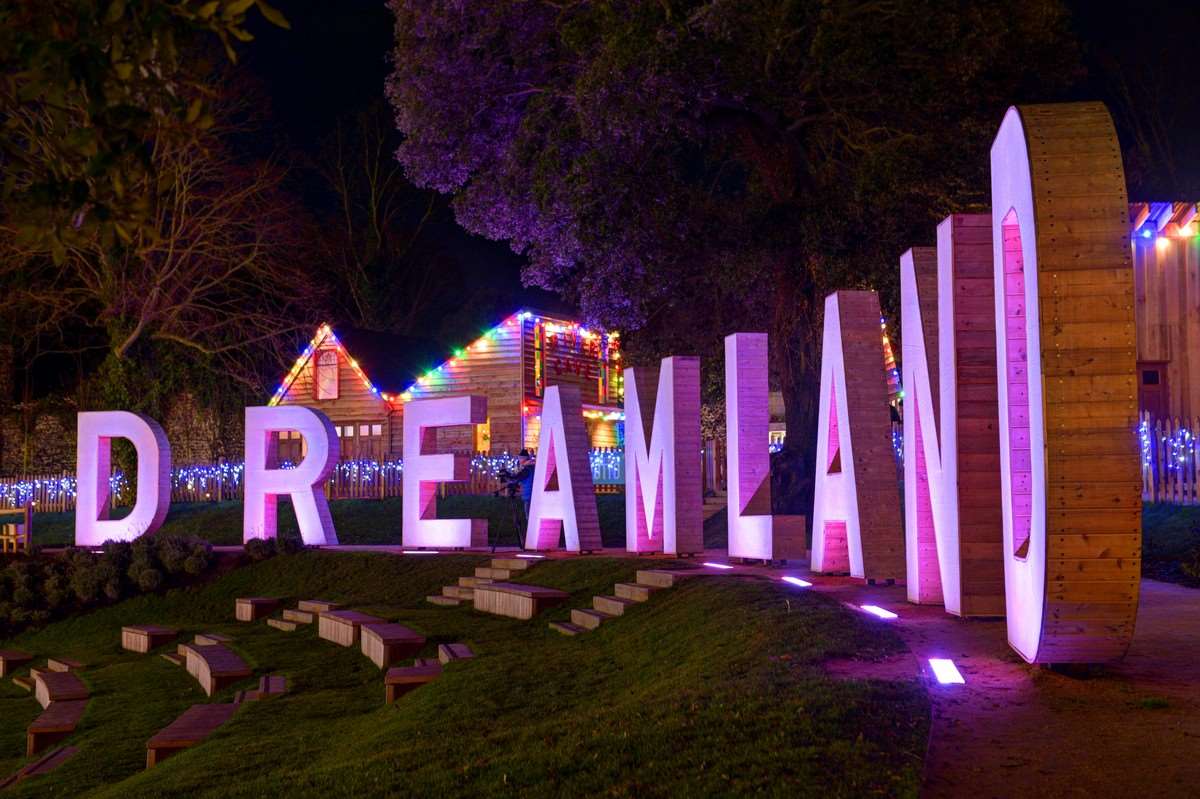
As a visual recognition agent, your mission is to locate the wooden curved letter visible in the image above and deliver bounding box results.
[990,103,1140,664]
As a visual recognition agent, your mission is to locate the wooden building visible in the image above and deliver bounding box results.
[1131,202,1200,420]
[268,310,623,460]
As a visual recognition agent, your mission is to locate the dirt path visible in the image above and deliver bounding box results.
[801,575,1200,798]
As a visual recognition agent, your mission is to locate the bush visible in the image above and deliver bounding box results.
[244,538,277,562]
[1182,547,1200,581]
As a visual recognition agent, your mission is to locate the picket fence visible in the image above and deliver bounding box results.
[1140,413,1200,505]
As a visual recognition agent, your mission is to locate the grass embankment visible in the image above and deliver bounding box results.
[1142,503,1200,587]
[29,494,733,550]
[0,552,928,797]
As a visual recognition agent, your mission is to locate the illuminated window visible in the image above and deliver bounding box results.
[371,424,382,436]
[359,424,370,436]
[768,430,786,446]
[315,350,339,400]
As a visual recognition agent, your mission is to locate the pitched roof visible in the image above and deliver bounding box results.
[332,326,445,394]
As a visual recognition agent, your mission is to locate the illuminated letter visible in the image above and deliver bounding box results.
[244,406,339,545]
[991,103,1139,663]
[525,385,602,552]
[724,333,805,561]
[75,411,171,546]
[402,396,488,548]
[902,230,1006,615]
[624,357,703,555]
[810,292,903,580]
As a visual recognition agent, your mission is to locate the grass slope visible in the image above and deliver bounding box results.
[0,553,927,797]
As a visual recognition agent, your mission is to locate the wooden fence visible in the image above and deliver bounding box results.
[1140,412,1199,505]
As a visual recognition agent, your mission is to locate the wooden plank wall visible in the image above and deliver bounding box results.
[944,214,1005,617]
[1023,102,1141,663]
[1133,232,1200,418]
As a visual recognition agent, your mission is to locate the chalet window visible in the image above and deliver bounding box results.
[371,424,382,436]
[315,350,339,400]
[359,424,370,437]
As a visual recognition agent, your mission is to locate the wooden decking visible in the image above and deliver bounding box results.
[472,582,569,620]
[146,703,239,768]
[27,699,88,756]
[360,623,425,669]
[383,662,442,703]
[121,625,178,654]
[318,610,384,647]
[235,597,279,622]
[0,649,32,677]
[181,643,253,697]
[33,671,88,709]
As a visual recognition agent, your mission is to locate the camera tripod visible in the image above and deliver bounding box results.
[492,489,528,553]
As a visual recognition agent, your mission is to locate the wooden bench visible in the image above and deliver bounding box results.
[0,649,32,677]
[146,703,239,768]
[472,582,570,620]
[235,597,279,622]
[26,699,87,756]
[282,609,314,624]
[234,674,288,704]
[33,671,88,709]
[0,746,78,789]
[297,599,341,614]
[12,675,34,692]
[181,643,252,696]
[384,662,442,703]
[437,643,474,664]
[122,625,178,653]
[318,610,383,647]
[47,657,84,673]
[194,633,233,646]
[360,623,426,669]
[266,618,297,632]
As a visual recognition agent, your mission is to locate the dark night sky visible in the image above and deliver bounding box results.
[240,0,1200,338]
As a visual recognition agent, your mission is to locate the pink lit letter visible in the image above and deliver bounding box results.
[624,357,703,555]
[724,334,806,561]
[810,292,903,580]
[525,385,602,552]
[991,103,1139,663]
[75,411,171,546]
[244,406,339,545]
[402,396,488,548]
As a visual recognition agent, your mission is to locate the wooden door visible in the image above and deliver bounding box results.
[1137,361,1169,419]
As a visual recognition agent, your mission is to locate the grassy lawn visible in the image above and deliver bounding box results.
[0,552,928,797]
[1141,503,1200,587]
[28,494,733,550]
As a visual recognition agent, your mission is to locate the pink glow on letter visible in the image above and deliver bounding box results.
[75,411,171,546]
[402,396,489,548]
[524,385,602,552]
[243,406,339,545]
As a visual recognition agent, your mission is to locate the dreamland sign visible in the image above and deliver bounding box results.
[75,103,1140,666]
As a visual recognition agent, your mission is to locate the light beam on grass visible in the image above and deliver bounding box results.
[860,604,898,620]
[703,562,734,570]
[782,576,812,587]
[928,658,965,684]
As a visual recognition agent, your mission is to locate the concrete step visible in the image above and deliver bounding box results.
[570,608,614,631]
[475,566,513,580]
[159,653,185,666]
[636,569,696,589]
[490,557,531,571]
[593,595,637,617]
[266,619,298,632]
[549,621,588,636]
[426,595,461,607]
[614,582,658,602]
[442,585,474,600]
[282,609,314,624]
[458,576,493,588]
[438,643,474,664]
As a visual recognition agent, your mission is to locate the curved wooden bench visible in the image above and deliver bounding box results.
[27,699,87,756]
[384,662,441,703]
[0,745,78,789]
[146,703,239,768]
[472,582,569,620]
[360,623,425,669]
[235,597,279,622]
[33,671,88,709]
[122,625,178,654]
[318,610,383,647]
[181,643,252,697]
[0,650,32,678]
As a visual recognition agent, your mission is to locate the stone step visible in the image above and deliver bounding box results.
[548,621,588,636]
[282,609,315,624]
[266,618,298,632]
[159,653,185,666]
[614,582,658,602]
[570,608,614,631]
[438,643,474,664]
[636,569,696,589]
[475,567,513,580]
[593,595,638,617]
[458,576,493,588]
[490,558,531,571]
[426,595,461,607]
[442,585,474,600]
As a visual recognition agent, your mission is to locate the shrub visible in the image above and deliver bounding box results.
[1182,547,1200,581]
[158,537,192,574]
[134,566,164,592]
[244,538,277,562]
